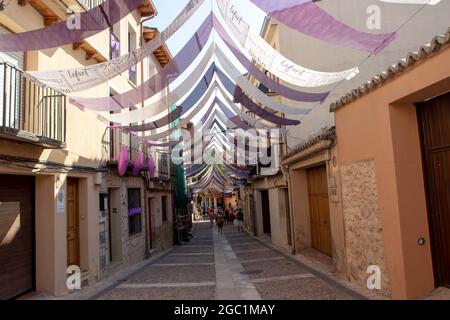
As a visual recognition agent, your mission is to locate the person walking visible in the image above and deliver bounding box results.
[236,208,244,233]
[208,208,214,228]
[216,210,224,234]
[229,209,236,225]
[224,209,229,225]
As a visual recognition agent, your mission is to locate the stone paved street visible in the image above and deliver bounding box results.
[95,222,365,300]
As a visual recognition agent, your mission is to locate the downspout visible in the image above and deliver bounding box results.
[139,13,156,258]
[285,163,296,255]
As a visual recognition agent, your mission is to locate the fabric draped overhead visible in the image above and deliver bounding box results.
[216,0,359,87]
[0,0,143,52]
[70,13,329,114]
[249,0,397,54]
[5,0,429,193]
[26,0,207,93]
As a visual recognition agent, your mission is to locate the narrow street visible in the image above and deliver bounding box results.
[95,222,364,300]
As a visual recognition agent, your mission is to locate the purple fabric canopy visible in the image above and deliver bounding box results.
[0,0,142,52]
[185,164,209,177]
[250,0,397,54]
[72,13,329,111]
[141,139,182,147]
[70,15,214,111]
[250,0,311,12]
[124,107,182,132]
[212,15,329,102]
[233,86,300,126]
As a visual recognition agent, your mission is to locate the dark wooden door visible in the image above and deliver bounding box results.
[418,92,450,288]
[261,190,271,235]
[307,165,332,256]
[67,178,80,267]
[0,175,34,299]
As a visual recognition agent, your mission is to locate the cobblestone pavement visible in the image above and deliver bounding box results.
[95,222,365,300]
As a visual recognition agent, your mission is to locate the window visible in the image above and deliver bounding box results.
[128,188,142,236]
[162,196,168,222]
[110,31,120,60]
[128,26,137,85]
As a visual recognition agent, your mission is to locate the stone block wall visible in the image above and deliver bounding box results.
[340,159,391,297]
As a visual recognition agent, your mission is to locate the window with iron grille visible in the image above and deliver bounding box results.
[128,188,142,236]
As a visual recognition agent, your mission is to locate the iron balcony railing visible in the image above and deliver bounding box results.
[108,127,143,162]
[103,127,176,181]
[0,62,66,147]
[158,153,170,178]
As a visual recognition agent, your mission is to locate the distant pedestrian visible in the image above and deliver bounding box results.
[236,209,244,233]
[229,210,236,224]
[208,209,214,228]
[216,212,224,234]
[224,210,229,225]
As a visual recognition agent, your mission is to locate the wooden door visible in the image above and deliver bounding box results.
[66,178,80,267]
[0,175,34,299]
[148,197,153,249]
[261,190,271,235]
[417,92,450,288]
[307,165,332,256]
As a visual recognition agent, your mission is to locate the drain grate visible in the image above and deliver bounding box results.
[240,270,263,275]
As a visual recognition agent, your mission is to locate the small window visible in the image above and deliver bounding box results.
[128,188,142,236]
[162,196,168,222]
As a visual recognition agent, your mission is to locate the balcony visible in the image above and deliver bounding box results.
[107,128,142,163]
[0,63,66,148]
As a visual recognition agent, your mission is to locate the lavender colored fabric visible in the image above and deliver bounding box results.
[198,97,234,125]
[142,139,182,147]
[118,146,129,176]
[250,0,311,12]
[206,98,250,130]
[70,15,214,111]
[132,152,144,176]
[0,0,142,52]
[125,107,182,132]
[174,59,301,126]
[216,68,301,126]
[251,1,397,54]
[212,15,329,102]
[72,13,328,111]
[185,164,208,177]
[233,86,300,126]
[179,63,216,116]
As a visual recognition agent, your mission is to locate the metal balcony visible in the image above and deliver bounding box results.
[0,63,66,148]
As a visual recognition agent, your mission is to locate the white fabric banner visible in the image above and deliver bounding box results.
[26,0,206,93]
[143,79,274,142]
[102,44,216,124]
[102,44,310,125]
[216,0,359,88]
[215,47,311,115]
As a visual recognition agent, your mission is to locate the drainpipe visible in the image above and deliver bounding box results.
[139,13,156,258]
[285,164,296,255]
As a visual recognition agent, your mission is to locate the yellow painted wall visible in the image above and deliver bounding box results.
[0,0,158,297]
